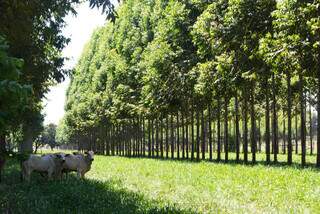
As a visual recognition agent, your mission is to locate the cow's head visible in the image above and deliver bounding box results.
[85,151,94,162]
[55,153,66,163]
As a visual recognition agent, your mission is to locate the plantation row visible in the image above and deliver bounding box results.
[76,113,317,165]
[58,0,320,167]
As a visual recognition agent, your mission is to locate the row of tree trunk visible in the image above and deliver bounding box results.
[76,84,320,167]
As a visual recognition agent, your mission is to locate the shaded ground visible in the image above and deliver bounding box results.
[0,159,194,214]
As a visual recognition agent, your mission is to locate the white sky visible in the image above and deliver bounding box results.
[42,2,106,125]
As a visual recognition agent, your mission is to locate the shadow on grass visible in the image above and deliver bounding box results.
[123,154,320,171]
[0,159,196,214]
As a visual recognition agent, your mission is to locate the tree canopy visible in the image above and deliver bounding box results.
[59,0,320,167]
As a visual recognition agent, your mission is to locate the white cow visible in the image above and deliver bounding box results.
[22,154,65,182]
[62,151,94,178]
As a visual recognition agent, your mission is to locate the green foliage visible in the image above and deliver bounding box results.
[0,0,117,151]
[60,0,320,167]
[0,36,30,134]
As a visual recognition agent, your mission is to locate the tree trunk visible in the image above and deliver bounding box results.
[272,73,278,163]
[160,117,163,158]
[171,114,175,159]
[191,107,195,160]
[217,98,221,161]
[309,92,313,155]
[143,118,146,157]
[287,72,292,164]
[182,112,185,159]
[250,85,256,164]
[295,110,298,154]
[258,117,262,153]
[166,114,169,159]
[151,119,155,158]
[300,74,306,166]
[209,104,213,161]
[196,108,200,161]
[283,112,286,154]
[244,91,248,163]
[148,119,151,158]
[106,125,110,156]
[177,111,180,159]
[21,124,33,153]
[317,76,320,167]
[201,109,206,160]
[224,96,229,162]
[235,93,240,162]
[156,118,159,158]
[186,110,189,159]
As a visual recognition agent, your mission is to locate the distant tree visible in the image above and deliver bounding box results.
[40,124,57,151]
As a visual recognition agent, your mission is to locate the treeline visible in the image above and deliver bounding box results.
[0,0,115,154]
[59,0,320,167]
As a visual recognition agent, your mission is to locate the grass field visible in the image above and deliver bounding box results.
[1,152,320,213]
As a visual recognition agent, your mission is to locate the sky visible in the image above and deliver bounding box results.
[42,2,106,125]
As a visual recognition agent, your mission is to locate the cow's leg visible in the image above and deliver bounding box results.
[48,168,54,181]
[81,171,86,178]
[26,169,32,182]
[77,170,81,179]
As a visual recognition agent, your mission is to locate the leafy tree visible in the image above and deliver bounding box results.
[0,0,117,152]
[0,36,30,153]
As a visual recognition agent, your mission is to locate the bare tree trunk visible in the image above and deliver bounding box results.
[182,112,185,159]
[143,118,146,157]
[250,85,256,164]
[317,76,320,167]
[283,111,286,155]
[295,110,298,154]
[201,109,206,160]
[272,73,278,163]
[224,96,229,162]
[300,74,306,166]
[171,114,175,159]
[217,98,221,161]
[151,119,155,158]
[21,124,33,153]
[148,119,151,158]
[191,107,195,160]
[177,111,180,159]
[235,93,240,162]
[244,91,248,163]
[160,117,163,158]
[309,92,313,155]
[196,108,200,161]
[166,115,169,158]
[265,76,271,164]
[209,104,213,161]
[258,117,262,152]
[106,125,110,156]
[186,110,189,159]
[156,118,159,158]
[287,72,292,164]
